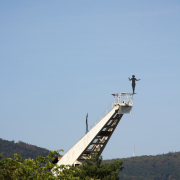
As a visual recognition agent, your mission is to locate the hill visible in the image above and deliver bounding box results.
[0,138,49,160]
[1,138,180,179]
[105,151,180,180]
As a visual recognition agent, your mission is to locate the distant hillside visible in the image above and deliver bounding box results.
[0,138,49,160]
[1,138,180,179]
[105,151,180,180]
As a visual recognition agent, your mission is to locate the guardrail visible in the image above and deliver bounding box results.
[88,99,116,131]
[88,93,133,131]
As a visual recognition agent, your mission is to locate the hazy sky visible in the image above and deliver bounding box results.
[1,1,180,159]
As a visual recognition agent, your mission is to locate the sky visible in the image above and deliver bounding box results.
[0,0,180,160]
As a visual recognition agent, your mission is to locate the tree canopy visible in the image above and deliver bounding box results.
[0,138,49,160]
[73,152,123,180]
[106,151,180,180]
[0,150,123,180]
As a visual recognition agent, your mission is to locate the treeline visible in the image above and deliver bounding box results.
[0,138,49,160]
[106,151,180,180]
[1,138,180,179]
[0,149,123,180]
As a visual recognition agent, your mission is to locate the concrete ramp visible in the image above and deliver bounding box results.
[57,93,133,166]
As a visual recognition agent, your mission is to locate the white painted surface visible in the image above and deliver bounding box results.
[54,93,134,167]
[57,105,120,166]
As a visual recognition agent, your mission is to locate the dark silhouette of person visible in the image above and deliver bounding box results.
[128,75,140,94]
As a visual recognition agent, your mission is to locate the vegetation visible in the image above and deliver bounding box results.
[0,138,49,160]
[2,138,180,179]
[106,151,180,180]
[73,153,123,180]
[0,150,123,180]
[0,149,78,180]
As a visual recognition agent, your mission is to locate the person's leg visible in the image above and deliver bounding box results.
[132,83,135,94]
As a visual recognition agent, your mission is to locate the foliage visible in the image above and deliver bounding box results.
[106,151,180,180]
[0,138,49,160]
[73,152,123,180]
[0,149,80,179]
[0,150,60,180]
[2,138,180,179]
[0,150,123,180]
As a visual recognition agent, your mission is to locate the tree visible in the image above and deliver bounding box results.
[0,150,78,180]
[0,150,123,180]
[73,152,124,180]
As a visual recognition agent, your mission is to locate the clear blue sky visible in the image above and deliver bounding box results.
[0,1,180,159]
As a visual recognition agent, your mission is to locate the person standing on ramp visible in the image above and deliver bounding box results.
[128,75,140,94]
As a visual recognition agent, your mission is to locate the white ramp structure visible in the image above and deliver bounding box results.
[57,93,133,166]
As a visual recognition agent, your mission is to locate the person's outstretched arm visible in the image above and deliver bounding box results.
[128,77,131,81]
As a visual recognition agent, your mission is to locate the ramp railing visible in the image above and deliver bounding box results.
[88,93,133,131]
[88,100,115,131]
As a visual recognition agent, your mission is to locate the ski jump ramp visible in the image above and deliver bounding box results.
[57,92,133,166]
